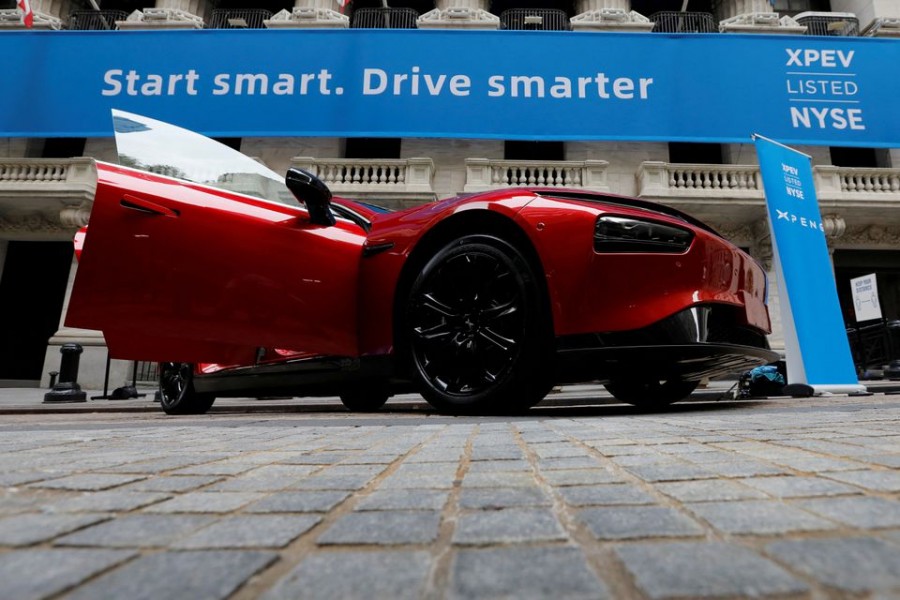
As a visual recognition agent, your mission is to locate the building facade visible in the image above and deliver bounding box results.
[1,0,899,388]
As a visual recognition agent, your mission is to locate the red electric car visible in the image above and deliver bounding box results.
[66,111,777,415]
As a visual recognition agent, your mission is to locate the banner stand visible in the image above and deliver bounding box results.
[753,134,867,396]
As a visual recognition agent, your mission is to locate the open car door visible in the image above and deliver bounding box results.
[66,111,365,365]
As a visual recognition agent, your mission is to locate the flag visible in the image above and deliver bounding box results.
[17,0,33,28]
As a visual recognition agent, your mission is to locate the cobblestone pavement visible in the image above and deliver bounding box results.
[3,391,900,599]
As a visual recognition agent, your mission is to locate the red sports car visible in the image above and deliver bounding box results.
[66,111,777,415]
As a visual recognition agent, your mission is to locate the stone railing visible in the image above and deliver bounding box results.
[0,158,97,232]
[814,166,900,201]
[637,162,763,198]
[290,157,436,204]
[465,159,609,192]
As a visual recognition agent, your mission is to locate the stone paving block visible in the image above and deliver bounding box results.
[536,456,602,470]
[0,548,136,600]
[465,459,530,473]
[654,480,768,503]
[557,483,657,507]
[245,490,351,513]
[686,500,837,535]
[624,463,719,482]
[540,469,622,486]
[29,474,146,491]
[171,463,257,476]
[262,550,430,600]
[45,491,171,513]
[869,454,900,468]
[143,491,264,513]
[122,475,222,493]
[616,541,808,598]
[0,513,109,546]
[355,489,449,511]
[377,473,457,489]
[823,469,900,492]
[462,472,535,488]
[291,474,376,490]
[737,475,861,498]
[769,457,865,472]
[578,506,704,540]
[65,550,276,600]
[0,472,52,486]
[767,537,900,592]
[701,461,786,478]
[457,487,552,510]
[531,445,588,459]
[318,511,441,545]
[449,546,609,599]
[56,514,216,548]
[174,514,321,549]
[393,462,458,476]
[795,496,900,528]
[470,447,525,460]
[453,508,567,545]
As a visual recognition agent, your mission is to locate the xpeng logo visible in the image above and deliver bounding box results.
[776,210,825,232]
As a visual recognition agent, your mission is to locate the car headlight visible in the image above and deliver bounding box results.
[594,215,694,253]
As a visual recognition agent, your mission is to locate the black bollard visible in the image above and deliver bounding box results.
[44,343,87,403]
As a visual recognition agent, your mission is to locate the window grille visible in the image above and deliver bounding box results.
[351,8,418,29]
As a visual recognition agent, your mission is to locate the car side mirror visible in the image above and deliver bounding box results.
[286,168,335,226]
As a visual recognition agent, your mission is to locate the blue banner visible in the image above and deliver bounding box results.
[754,134,863,393]
[3,29,900,145]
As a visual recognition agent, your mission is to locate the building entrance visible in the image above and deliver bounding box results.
[0,241,73,385]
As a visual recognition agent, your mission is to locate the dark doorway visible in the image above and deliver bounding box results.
[829,146,889,168]
[345,137,402,159]
[0,242,73,383]
[504,140,565,161]
[42,138,86,159]
[834,250,900,326]
[669,142,724,164]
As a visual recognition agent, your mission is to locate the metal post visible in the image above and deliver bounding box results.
[43,343,87,403]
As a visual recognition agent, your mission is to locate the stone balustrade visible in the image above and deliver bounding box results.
[637,162,763,198]
[814,166,900,200]
[465,159,609,192]
[0,158,97,235]
[290,157,436,208]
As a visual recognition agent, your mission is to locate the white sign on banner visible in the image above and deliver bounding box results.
[851,273,882,322]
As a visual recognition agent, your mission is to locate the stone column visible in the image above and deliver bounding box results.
[418,0,499,30]
[265,0,350,28]
[117,0,206,30]
[40,259,133,390]
[0,0,63,29]
[570,0,653,32]
[718,0,806,34]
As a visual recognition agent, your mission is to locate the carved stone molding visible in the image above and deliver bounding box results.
[841,225,900,247]
[0,212,76,234]
[570,9,653,32]
[264,8,349,28]
[418,8,500,29]
[822,214,846,239]
[0,8,62,29]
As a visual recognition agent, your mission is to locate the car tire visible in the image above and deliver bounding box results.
[159,362,216,415]
[339,381,391,412]
[405,235,551,415]
[604,378,699,409]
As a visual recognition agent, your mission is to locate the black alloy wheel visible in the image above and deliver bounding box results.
[159,362,216,415]
[604,378,699,410]
[406,235,551,414]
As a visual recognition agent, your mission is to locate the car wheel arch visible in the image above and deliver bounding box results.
[391,209,554,378]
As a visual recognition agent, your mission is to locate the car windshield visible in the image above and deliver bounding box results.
[112,110,298,207]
